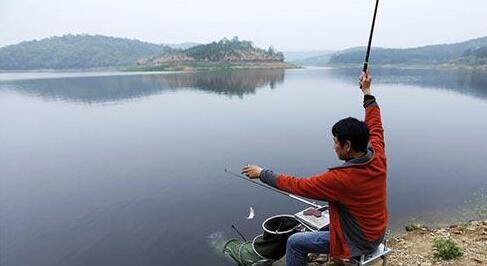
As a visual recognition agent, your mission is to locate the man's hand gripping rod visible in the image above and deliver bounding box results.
[224,169,323,209]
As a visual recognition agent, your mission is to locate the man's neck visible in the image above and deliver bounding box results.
[348,150,367,160]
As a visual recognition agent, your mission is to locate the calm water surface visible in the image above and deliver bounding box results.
[1,68,486,265]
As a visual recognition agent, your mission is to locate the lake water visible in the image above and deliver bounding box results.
[1,67,486,266]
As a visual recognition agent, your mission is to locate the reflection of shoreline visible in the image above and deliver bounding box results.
[328,67,487,100]
[159,69,284,96]
[127,61,296,72]
[0,69,285,104]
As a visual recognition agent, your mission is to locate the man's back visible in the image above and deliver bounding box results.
[328,97,387,245]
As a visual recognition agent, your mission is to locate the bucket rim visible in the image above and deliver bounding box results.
[261,214,299,235]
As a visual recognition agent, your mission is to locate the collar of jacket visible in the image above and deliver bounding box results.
[328,145,375,170]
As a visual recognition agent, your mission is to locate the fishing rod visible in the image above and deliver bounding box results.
[363,0,380,73]
[224,169,323,209]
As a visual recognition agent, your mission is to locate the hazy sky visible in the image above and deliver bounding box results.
[1,0,486,51]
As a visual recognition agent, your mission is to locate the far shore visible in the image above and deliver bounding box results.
[2,62,487,74]
[326,63,487,71]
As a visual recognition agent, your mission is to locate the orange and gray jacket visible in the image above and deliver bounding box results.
[260,95,387,259]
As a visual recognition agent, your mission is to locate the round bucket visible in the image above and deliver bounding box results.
[262,214,300,237]
[253,214,300,260]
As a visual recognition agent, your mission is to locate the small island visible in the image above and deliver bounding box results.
[128,37,295,72]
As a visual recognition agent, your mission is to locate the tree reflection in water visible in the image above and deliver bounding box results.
[0,69,285,104]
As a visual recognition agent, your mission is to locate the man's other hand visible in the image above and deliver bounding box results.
[359,71,372,95]
[241,165,263,179]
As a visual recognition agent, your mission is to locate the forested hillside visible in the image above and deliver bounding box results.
[456,47,487,65]
[0,35,165,70]
[0,35,283,70]
[327,36,487,65]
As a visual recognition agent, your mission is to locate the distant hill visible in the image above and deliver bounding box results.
[327,36,487,65]
[137,37,285,66]
[292,47,374,66]
[0,34,170,70]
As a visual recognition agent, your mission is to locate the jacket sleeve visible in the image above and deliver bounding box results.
[364,95,385,152]
[274,171,343,202]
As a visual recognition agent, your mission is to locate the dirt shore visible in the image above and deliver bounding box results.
[304,220,487,266]
[386,220,487,265]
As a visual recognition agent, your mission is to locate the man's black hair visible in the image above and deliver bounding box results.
[332,117,370,152]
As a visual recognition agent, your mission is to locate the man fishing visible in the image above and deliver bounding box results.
[241,71,387,265]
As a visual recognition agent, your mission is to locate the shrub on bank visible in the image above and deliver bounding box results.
[433,236,463,260]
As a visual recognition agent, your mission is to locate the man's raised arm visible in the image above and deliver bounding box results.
[360,71,385,152]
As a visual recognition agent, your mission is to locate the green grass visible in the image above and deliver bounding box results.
[433,236,463,260]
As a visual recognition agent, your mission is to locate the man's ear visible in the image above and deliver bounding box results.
[345,141,352,152]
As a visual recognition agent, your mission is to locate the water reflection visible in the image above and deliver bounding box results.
[0,69,285,103]
[329,67,487,100]
[1,67,486,266]
[161,70,284,96]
